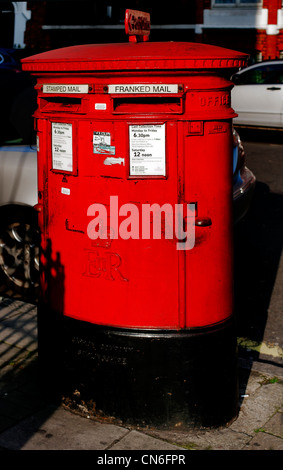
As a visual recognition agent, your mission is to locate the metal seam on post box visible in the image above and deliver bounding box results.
[22,58,247,72]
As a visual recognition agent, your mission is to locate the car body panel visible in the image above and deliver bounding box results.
[233,165,256,224]
[232,129,256,223]
[232,84,283,127]
[0,145,38,207]
[0,48,37,144]
[0,48,21,73]
[231,61,283,128]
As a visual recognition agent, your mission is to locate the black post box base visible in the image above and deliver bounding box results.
[37,307,239,429]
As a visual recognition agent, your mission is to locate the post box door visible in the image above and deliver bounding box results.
[40,117,187,330]
[184,120,234,328]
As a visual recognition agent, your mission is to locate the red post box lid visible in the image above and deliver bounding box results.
[21,42,247,73]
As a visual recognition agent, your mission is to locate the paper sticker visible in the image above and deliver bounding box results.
[95,103,107,110]
[104,157,125,166]
[52,123,73,172]
[93,131,111,147]
[93,145,116,155]
[93,131,115,155]
[129,124,166,176]
[61,187,70,195]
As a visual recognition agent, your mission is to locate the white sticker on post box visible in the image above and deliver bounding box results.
[52,122,73,172]
[129,124,166,176]
[93,131,115,155]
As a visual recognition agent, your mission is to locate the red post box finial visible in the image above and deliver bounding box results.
[125,9,150,42]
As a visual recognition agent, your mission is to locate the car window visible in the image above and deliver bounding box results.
[236,64,283,85]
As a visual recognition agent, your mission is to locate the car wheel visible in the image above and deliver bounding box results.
[0,206,39,299]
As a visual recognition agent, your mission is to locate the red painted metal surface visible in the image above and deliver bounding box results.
[22,42,246,72]
[23,42,247,330]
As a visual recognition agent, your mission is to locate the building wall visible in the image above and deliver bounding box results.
[198,0,283,60]
[18,1,283,61]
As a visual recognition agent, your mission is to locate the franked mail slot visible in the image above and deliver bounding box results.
[112,96,183,114]
[39,96,88,114]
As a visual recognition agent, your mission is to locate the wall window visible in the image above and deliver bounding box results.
[213,0,261,5]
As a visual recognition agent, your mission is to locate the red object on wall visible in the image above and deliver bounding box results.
[22,41,247,330]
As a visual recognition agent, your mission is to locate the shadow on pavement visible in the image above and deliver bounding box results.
[0,238,64,449]
[0,297,59,447]
[234,181,283,341]
[234,178,283,400]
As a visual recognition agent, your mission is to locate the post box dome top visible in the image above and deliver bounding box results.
[22,42,247,73]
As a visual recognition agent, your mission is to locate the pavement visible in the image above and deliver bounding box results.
[0,295,282,453]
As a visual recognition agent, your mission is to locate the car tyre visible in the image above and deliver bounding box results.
[0,205,39,300]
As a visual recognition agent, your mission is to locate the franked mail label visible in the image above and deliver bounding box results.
[108,84,179,94]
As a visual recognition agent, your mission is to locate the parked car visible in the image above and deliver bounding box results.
[0,48,36,144]
[0,130,255,299]
[0,48,21,73]
[0,145,39,298]
[231,60,283,128]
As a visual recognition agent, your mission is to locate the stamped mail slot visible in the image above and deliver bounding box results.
[39,96,88,114]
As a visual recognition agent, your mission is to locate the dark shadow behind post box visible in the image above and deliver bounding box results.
[22,13,248,428]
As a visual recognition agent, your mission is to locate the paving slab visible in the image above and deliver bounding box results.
[0,405,129,450]
[110,430,185,451]
[230,375,283,435]
[244,431,283,451]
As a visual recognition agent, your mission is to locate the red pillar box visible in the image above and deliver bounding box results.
[22,15,247,427]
